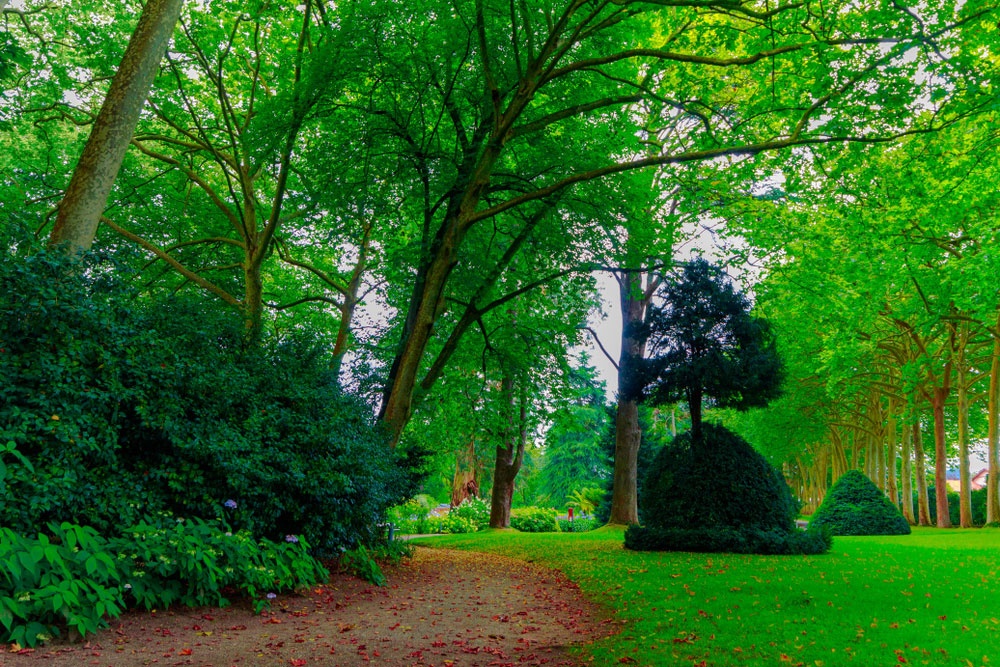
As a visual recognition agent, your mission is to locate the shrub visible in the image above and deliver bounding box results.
[558,517,599,532]
[630,424,827,555]
[439,514,478,534]
[511,507,559,532]
[624,524,831,555]
[340,545,386,586]
[811,470,910,536]
[0,248,418,554]
[447,497,490,531]
[640,424,797,533]
[388,495,436,534]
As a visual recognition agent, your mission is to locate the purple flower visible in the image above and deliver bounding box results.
[224,499,238,509]
[266,592,277,600]
[285,534,299,544]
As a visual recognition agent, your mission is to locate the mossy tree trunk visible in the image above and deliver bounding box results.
[50,0,184,253]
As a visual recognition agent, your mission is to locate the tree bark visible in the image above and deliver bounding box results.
[489,376,526,529]
[50,0,183,253]
[451,437,479,508]
[957,322,972,528]
[901,413,915,524]
[609,399,641,525]
[988,328,1000,524]
[886,398,899,506]
[931,385,952,528]
[914,420,932,527]
[607,270,651,525]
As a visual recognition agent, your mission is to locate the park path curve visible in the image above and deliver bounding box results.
[4,546,618,667]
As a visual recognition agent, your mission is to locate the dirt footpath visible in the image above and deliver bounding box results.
[3,547,618,667]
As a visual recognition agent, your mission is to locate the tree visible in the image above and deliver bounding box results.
[48,0,183,253]
[643,259,784,441]
[370,0,999,446]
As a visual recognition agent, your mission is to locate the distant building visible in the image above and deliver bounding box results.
[945,469,988,492]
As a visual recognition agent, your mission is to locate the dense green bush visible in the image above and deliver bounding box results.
[624,524,831,555]
[0,248,418,554]
[440,497,490,533]
[640,424,798,532]
[812,470,910,536]
[558,517,599,532]
[511,507,559,532]
[628,424,828,554]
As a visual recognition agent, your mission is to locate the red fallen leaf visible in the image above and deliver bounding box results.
[179,648,193,656]
[939,616,947,620]
[897,657,908,664]
[618,658,637,664]
[290,660,307,667]
[200,614,214,621]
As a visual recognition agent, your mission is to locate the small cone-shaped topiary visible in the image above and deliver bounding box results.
[624,423,830,554]
[810,470,911,536]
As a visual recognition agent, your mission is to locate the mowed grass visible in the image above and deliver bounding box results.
[412,527,1000,666]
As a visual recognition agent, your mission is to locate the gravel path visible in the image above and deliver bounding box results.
[4,547,618,667]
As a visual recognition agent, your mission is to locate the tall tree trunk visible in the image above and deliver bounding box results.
[609,399,641,525]
[489,376,526,529]
[901,413,915,524]
[957,323,972,527]
[886,398,899,505]
[49,0,184,252]
[451,437,478,507]
[988,327,1000,524]
[608,270,650,525]
[931,385,952,528]
[243,260,264,337]
[914,420,932,527]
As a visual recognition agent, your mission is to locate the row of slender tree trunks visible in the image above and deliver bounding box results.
[789,335,1000,527]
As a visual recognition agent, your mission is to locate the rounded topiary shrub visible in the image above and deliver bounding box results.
[810,470,911,536]
[625,423,829,555]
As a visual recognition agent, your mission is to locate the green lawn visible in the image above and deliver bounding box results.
[412,527,999,666]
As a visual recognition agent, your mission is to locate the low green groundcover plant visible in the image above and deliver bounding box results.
[626,424,829,554]
[510,507,559,532]
[810,469,911,535]
[0,517,327,648]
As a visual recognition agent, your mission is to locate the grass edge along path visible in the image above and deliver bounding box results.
[412,527,1000,667]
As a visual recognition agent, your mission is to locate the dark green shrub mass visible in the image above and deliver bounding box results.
[625,424,829,555]
[0,249,418,555]
[811,470,910,536]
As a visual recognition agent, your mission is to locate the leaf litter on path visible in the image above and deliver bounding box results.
[3,546,618,666]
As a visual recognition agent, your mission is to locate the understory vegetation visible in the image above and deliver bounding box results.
[0,249,417,645]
